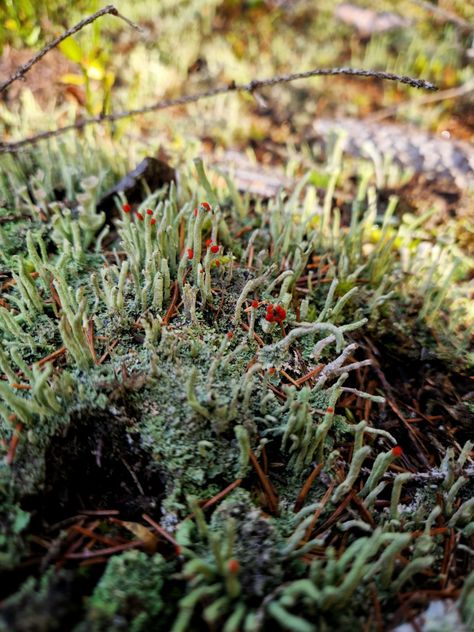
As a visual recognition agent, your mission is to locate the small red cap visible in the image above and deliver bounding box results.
[122,203,131,213]
[187,248,194,260]
[146,208,153,215]
[227,331,234,340]
[151,218,156,226]
[251,299,259,308]
[326,407,334,414]
[265,304,286,323]
[201,202,211,211]
[211,244,219,254]
[193,208,198,217]
[275,305,286,321]
[392,446,403,457]
[227,559,240,573]
[136,212,144,221]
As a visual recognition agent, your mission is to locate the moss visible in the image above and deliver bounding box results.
[83,551,170,632]
[0,569,85,632]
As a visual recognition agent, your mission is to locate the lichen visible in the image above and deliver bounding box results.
[0,146,472,631]
[83,550,170,631]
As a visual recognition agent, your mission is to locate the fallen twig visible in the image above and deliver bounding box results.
[0,67,437,153]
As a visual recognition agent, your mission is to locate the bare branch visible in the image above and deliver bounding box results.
[0,67,437,153]
[0,5,141,94]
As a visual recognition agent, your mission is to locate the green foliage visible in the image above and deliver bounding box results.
[85,550,169,631]
[0,0,98,51]
[58,30,115,116]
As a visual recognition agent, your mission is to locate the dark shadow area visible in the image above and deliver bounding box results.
[0,407,165,616]
[25,410,165,526]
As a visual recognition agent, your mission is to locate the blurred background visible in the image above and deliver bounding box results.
[0,0,472,167]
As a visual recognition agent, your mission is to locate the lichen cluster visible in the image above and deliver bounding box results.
[0,145,472,631]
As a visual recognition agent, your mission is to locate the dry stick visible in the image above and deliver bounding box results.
[0,67,438,153]
[0,5,140,95]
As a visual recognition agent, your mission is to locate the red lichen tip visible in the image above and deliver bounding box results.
[215,260,221,267]
[151,218,156,226]
[210,244,219,254]
[392,446,403,458]
[122,203,131,213]
[265,304,286,323]
[275,305,286,320]
[251,299,259,309]
[187,248,194,260]
[193,208,198,217]
[146,208,153,216]
[227,559,240,573]
[136,212,144,221]
[205,238,213,247]
[326,407,334,414]
[268,367,276,375]
[227,331,234,340]
[201,202,211,211]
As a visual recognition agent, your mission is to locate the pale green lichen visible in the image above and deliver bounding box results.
[0,145,472,631]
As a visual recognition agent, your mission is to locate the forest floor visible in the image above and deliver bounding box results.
[0,2,473,631]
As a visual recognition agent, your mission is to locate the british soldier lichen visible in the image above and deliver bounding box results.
[0,147,472,632]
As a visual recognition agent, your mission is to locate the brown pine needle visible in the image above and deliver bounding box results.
[142,513,180,550]
[249,449,279,515]
[200,478,243,511]
[37,346,67,367]
[294,463,323,513]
